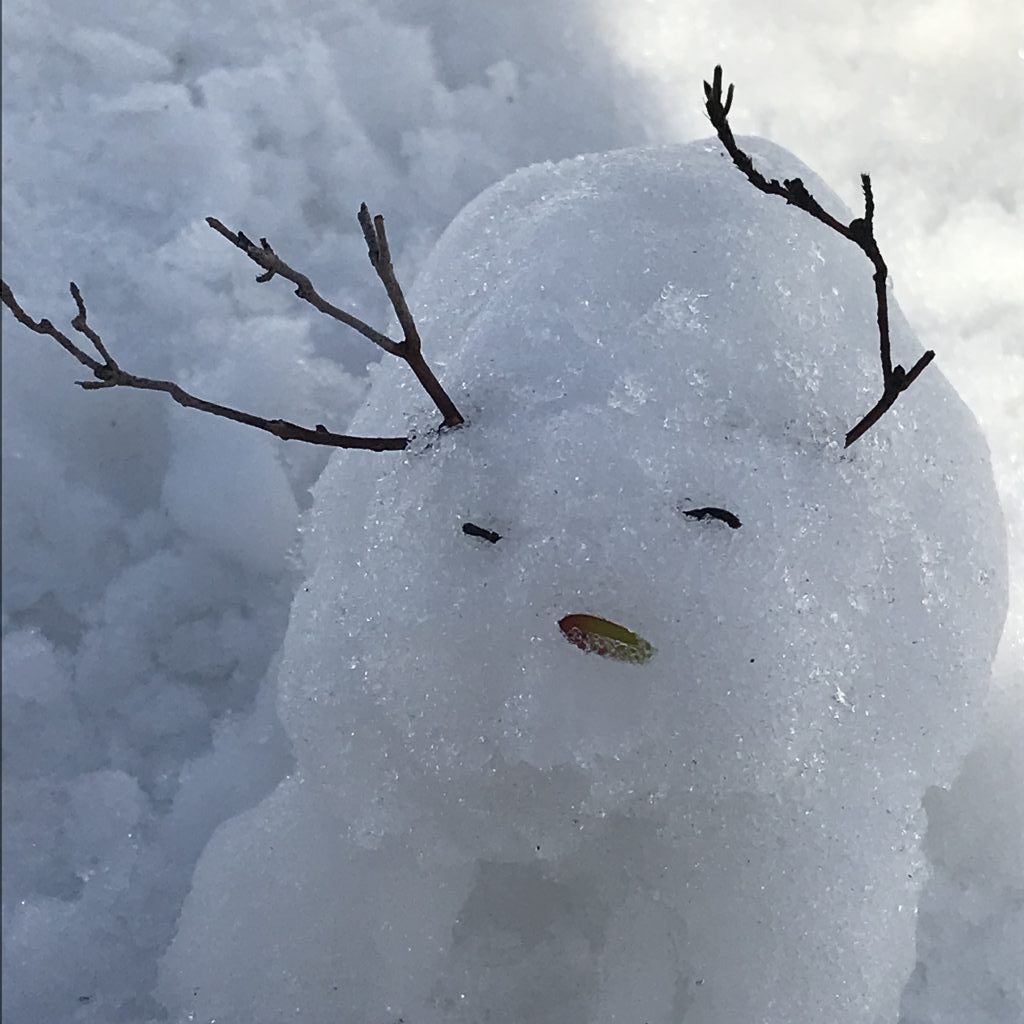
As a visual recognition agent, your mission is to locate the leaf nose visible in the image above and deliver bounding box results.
[558,614,656,664]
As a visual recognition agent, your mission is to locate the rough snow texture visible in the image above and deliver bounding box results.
[161,141,1007,1024]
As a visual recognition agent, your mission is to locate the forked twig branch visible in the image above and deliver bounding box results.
[207,205,464,428]
[0,280,408,451]
[2,204,464,451]
[703,65,935,448]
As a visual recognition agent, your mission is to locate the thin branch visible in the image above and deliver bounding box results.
[358,204,420,354]
[2,279,104,374]
[205,217,403,357]
[69,281,117,367]
[208,207,465,429]
[0,280,409,452]
[358,204,465,428]
[703,65,935,448]
[843,349,936,447]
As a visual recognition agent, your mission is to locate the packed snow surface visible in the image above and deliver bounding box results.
[160,140,1007,1023]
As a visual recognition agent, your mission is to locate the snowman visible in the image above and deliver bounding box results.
[160,118,1006,1023]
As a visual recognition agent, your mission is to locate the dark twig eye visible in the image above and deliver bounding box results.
[680,506,742,529]
[462,522,502,543]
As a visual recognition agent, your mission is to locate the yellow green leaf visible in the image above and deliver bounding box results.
[558,614,656,664]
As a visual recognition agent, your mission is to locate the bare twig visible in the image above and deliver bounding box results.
[703,65,935,448]
[2,279,105,374]
[4,204,465,452]
[205,218,402,356]
[0,280,408,451]
[208,206,464,428]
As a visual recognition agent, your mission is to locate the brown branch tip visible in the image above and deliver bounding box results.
[3,204,465,452]
[704,65,935,448]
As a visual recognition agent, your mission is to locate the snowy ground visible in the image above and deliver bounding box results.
[2,2,1021,1022]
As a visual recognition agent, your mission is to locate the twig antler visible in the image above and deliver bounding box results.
[2,205,464,452]
[207,205,464,429]
[0,280,407,450]
[703,65,935,448]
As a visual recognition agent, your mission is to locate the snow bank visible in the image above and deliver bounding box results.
[160,140,1007,1023]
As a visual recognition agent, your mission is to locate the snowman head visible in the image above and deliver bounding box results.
[287,137,1003,800]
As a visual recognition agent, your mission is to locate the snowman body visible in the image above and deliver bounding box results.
[161,140,1006,1024]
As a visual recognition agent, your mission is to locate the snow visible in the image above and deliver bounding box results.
[158,141,1006,1023]
[2,2,1022,1023]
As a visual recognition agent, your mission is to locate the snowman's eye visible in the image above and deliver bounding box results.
[462,521,502,544]
[679,505,742,529]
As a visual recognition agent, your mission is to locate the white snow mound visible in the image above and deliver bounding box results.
[160,140,1007,1024]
